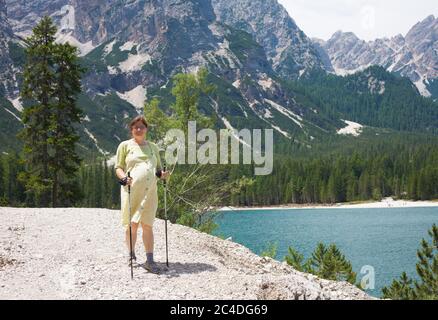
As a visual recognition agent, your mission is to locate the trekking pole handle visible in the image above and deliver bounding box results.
[127,171,131,192]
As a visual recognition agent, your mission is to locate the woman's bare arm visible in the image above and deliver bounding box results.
[116,168,126,180]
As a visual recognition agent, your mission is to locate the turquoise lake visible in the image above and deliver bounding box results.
[213,207,438,298]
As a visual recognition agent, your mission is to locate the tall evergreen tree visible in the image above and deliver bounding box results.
[17,17,84,207]
[18,16,57,206]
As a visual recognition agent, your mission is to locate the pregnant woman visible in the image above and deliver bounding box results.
[115,115,169,273]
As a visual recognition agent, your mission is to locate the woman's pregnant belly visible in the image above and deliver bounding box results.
[131,161,156,190]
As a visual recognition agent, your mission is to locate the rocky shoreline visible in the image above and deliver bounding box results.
[0,207,374,300]
[218,197,438,211]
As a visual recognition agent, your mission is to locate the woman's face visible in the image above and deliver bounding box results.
[131,121,147,138]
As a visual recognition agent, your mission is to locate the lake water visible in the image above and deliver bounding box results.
[213,207,438,298]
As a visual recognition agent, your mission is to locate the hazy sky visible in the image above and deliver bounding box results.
[278,0,437,41]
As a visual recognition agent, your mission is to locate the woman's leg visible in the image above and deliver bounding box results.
[141,223,154,254]
[141,223,160,273]
[125,222,139,254]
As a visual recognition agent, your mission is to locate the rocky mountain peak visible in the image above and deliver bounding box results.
[405,14,437,56]
[330,30,360,42]
[211,0,330,78]
[317,16,438,97]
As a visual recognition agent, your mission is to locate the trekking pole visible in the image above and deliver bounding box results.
[128,171,134,279]
[163,162,169,267]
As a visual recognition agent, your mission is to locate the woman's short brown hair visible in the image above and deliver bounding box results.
[129,115,148,130]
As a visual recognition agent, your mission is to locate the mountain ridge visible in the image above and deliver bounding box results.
[0,0,437,157]
[316,15,438,99]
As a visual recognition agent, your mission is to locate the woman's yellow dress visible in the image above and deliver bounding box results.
[115,139,162,228]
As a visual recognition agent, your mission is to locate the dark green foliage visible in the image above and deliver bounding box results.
[0,152,26,206]
[143,97,173,142]
[228,134,438,206]
[225,28,262,63]
[0,97,23,153]
[285,242,357,284]
[141,59,162,77]
[17,16,84,207]
[48,43,85,206]
[382,224,438,300]
[290,66,438,134]
[17,16,58,206]
[76,158,119,209]
[170,67,216,131]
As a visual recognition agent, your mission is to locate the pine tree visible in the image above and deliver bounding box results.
[18,16,57,206]
[285,242,357,285]
[382,224,438,300]
[17,17,84,207]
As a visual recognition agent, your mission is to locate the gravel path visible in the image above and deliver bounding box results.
[0,207,374,300]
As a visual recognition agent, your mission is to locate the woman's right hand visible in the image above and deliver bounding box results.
[116,168,134,186]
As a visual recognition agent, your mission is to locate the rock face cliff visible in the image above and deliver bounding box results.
[317,15,438,97]
[0,207,374,300]
[211,0,333,78]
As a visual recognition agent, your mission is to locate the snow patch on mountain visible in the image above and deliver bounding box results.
[245,100,291,140]
[271,125,290,138]
[84,127,107,155]
[263,108,273,119]
[232,79,241,89]
[414,77,432,97]
[264,99,303,128]
[8,97,23,112]
[221,117,252,148]
[56,31,95,56]
[333,65,370,77]
[120,41,136,51]
[118,53,151,73]
[116,85,146,112]
[337,120,363,137]
[59,5,75,31]
[258,76,274,91]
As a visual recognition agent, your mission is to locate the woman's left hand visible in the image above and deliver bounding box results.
[161,170,170,180]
